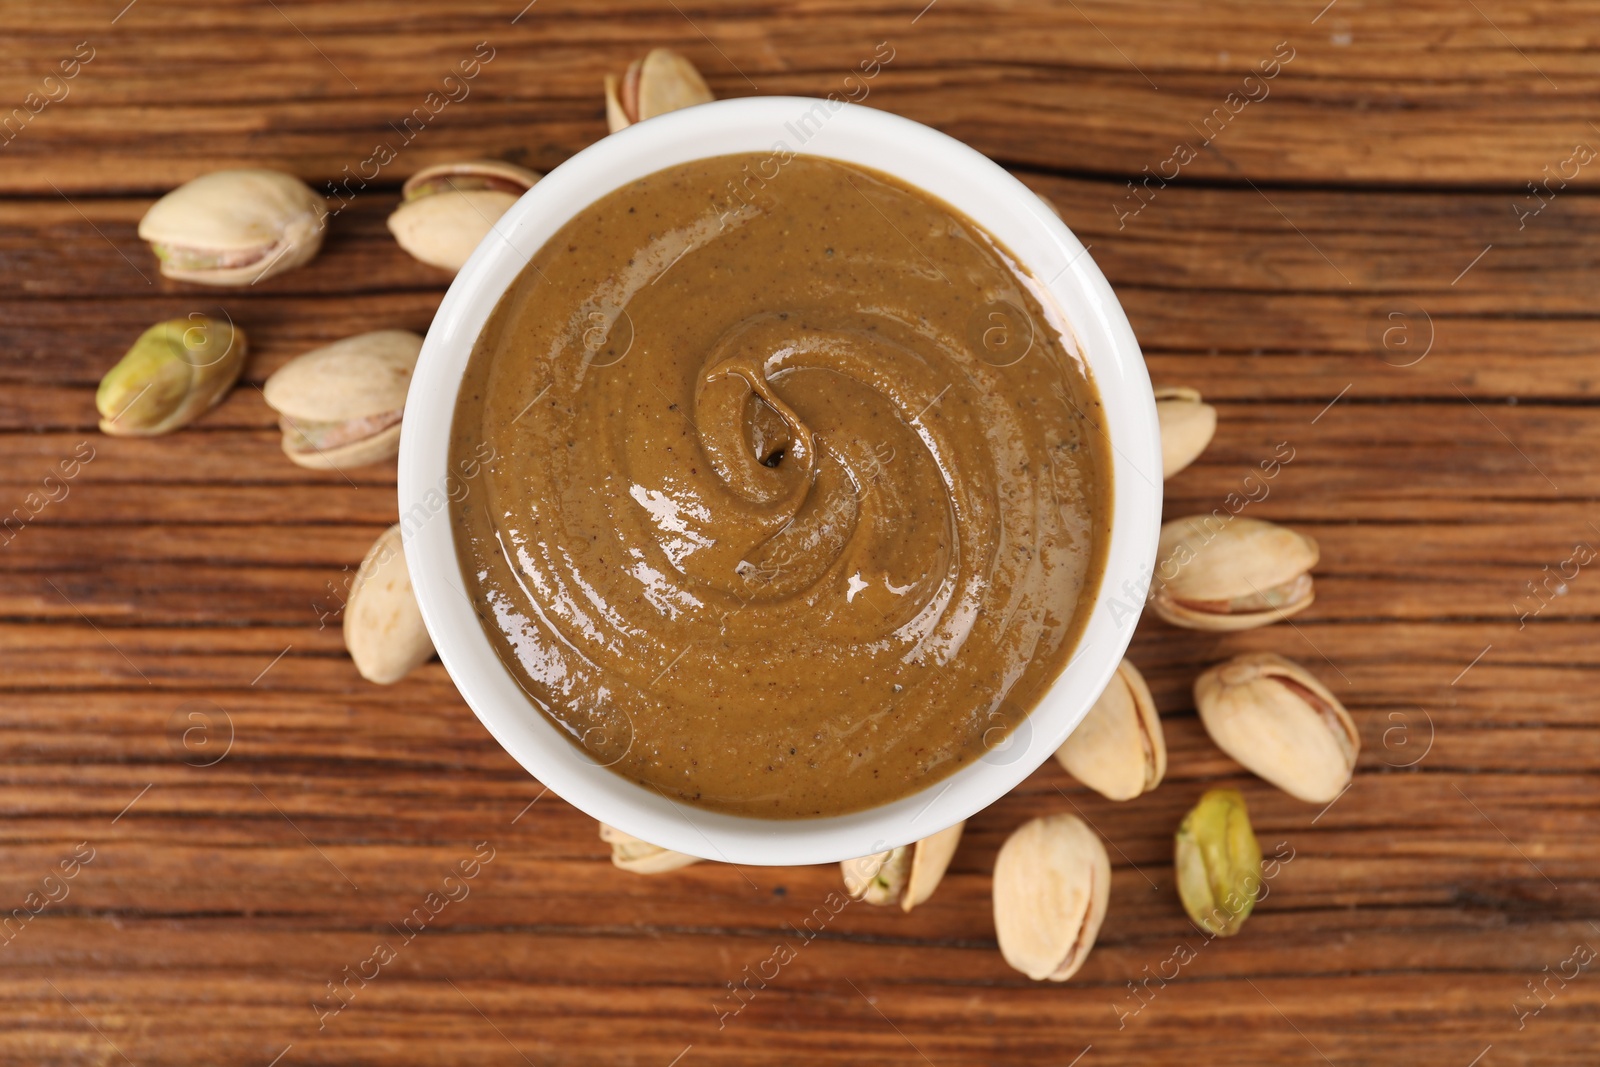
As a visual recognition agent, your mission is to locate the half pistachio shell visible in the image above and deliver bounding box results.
[604,49,714,134]
[1055,659,1166,801]
[1175,787,1263,937]
[1155,386,1217,478]
[841,822,964,913]
[96,317,246,436]
[138,169,326,286]
[344,524,433,685]
[1195,653,1359,804]
[1151,515,1319,631]
[599,823,703,874]
[263,330,422,470]
[386,160,541,274]
[992,813,1110,982]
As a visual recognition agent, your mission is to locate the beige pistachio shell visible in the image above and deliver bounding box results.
[841,822,964,912]
[138,169,326,285]
[902,822,964,911]
[842,846,909,905]
[1195,653,1359,804]
[1155,386,1217,478]
[992,813,1111,982]
[599,823,703,874]
[1055,659,1166,801]
[604,48,714,133]
[96,317,247,436]
[1151,515,1319,631]
[401,160,541,200]
[343,524,434,684]
[388,161,541,274]
[1175,787,1263,937]
[263,330,422,470]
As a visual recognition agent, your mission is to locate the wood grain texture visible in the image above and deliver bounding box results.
[3,1,1597,1064]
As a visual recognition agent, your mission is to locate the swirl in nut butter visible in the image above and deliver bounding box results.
[449,154,1111,817]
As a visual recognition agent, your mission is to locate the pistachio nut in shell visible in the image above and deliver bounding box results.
[1154,386,1217,478]
[263,329,422,470]
[386,160,541,274]
[1195,653,1359,804]
[1055,659,1166,801]
[96,316,247,436]
[992,813,1110,981]
[1175,787,1263,937]
[138,169,326,286]
[1151,515,1319,631]
[604,48,714,133]
[841,822,964,912]
[599,823,702,874]
[343,524,434,685]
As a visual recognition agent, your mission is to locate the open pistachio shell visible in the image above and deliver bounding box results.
[1195,653,1359,804]
[1155,386,1217,478]
[843,846,909,905]
[841,822,964,912]
[599,823,703,874]
[343,524,434,685]
[96,317,247,436]
[263,330,422,470]
[604,48,714,133]
[138,169,326,286]
[1151,515,1319,631]
[1175,787,1263,937]
[387,161,541,274]
[992,813,1110,982]
[1055,659,1166,801]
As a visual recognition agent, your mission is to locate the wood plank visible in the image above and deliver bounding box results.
[5,2,1599,1063]
[4,1,1600,192]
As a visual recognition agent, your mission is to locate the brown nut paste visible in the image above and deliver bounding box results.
[449,153,1111,818]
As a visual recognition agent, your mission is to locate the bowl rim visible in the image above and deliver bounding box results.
[397,96,1161,866]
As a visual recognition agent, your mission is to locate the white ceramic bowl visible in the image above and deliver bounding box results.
[399,97,1160,866]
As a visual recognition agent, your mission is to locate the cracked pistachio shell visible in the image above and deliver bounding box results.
[1155,386,1217,478]
[1195,653,1359,804]
[1055,659,1166,801]
[262,330,422,470]
[1152,515,1319,631]
[387,160,541,274]
[992,814,1110,982]
[96,317,247,436]
[599,823,703,874]
[1175,788,1262,937]
[841,822,964,912]
[604,48,714,133]
[138,169,326,285]
[343,524,433,685]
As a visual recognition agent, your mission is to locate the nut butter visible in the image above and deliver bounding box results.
[449,153,1111,817]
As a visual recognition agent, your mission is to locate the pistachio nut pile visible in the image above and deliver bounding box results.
[90,50,721,689]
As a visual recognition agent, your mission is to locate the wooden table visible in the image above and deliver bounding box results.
[4,2,1595,1063]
